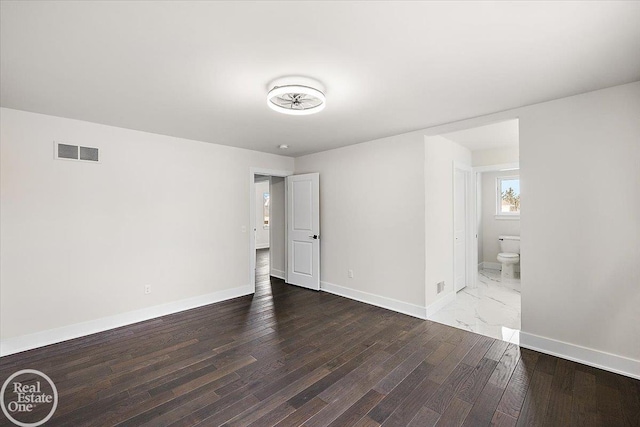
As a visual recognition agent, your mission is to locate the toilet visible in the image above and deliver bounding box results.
[497,235,520,280]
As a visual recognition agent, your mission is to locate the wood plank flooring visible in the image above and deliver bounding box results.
[1,249,638,426]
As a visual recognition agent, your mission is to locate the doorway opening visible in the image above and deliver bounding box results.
[427,119,521,344]
[249,169,292,294]
[254,175,281,296]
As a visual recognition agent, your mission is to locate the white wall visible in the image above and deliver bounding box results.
[295,132,426,314]
[481,170,521,264]
[476,178,483,267]
[472,146,519,167]
[269,176,286,279]
[0,108,294,343]
[423,81,640,375]
[424,136,472,308]
[254,178,270,249]
[519,83,640,364]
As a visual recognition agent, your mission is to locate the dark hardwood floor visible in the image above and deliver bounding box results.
[1,248,639,426]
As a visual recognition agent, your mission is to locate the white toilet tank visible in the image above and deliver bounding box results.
[499,235,520,254]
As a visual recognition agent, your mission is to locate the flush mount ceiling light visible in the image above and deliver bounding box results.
[267,77,326,116]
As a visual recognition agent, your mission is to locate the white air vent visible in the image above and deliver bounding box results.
[80,146,99,161]
[57,143,78,159]
[55,142,100,163]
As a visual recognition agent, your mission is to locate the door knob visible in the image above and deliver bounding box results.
[309,235,318,240]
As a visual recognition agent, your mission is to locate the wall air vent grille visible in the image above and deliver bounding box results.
[80,146,99,161]
[55,142,99,163]
[57,143,78,160]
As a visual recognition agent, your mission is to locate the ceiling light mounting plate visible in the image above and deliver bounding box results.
[267,76,326,116]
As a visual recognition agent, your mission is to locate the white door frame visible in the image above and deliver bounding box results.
[453,162,474,293]
[249,167,294,294]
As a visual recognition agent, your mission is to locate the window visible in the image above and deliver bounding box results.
[263,192,270,228]
[497,176,520,217]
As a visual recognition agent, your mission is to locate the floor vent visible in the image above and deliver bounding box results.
[55,142,99,162]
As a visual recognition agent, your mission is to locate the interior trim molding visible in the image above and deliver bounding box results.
[0,285,253,357]
[320,281,427,320]
[255,244,270,250]
[426,291,456,317]
[520,331,640,380]
[270,268,286,280]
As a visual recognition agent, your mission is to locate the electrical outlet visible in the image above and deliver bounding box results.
[348,269,354,278]
[437,281,445,293]
[144,285,151,295]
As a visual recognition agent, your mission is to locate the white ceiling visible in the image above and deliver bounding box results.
[441,119,519,152]
[1,2,639,157]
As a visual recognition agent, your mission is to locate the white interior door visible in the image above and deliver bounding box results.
[454,168,467,292]
[287,173,320,290]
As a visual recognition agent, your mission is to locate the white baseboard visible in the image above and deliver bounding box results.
[520,331,640,380]
[256,244,270,250]
[481,261,520,273]
[270,268,286,280]
[0,285,253,357]
[320,281,427,320]
[426,291,456,317]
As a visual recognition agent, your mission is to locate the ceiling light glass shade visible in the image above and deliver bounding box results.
[267,85,326,115]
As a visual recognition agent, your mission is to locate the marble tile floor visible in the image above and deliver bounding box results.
[428,268,521,344]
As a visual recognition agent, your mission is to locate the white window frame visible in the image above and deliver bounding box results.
[496,175,520,219]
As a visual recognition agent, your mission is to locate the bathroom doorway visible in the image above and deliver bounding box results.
[427,119,522,344]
